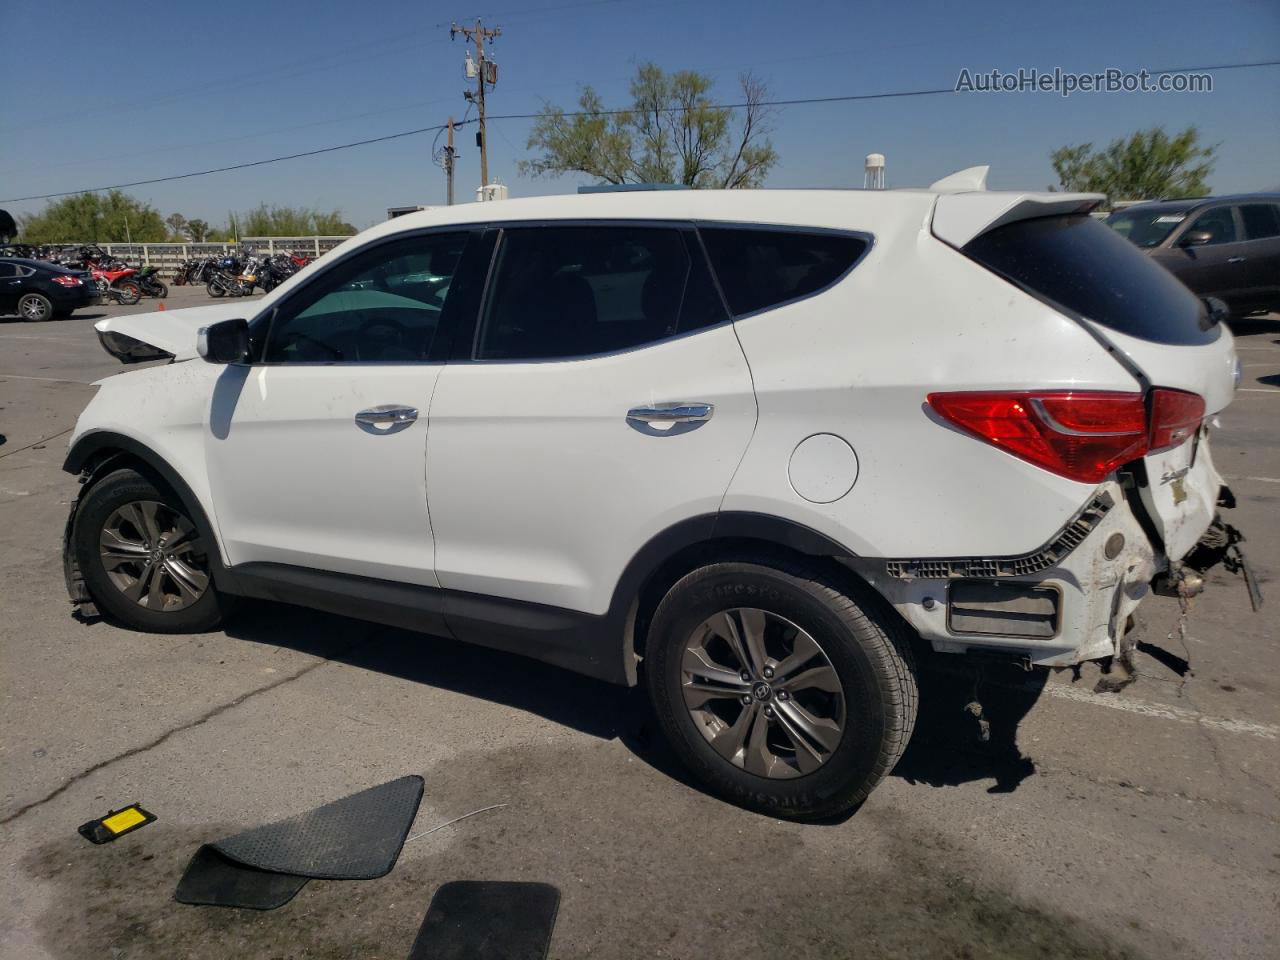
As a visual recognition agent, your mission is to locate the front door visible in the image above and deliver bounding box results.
[1162,206,1251,304]
[206,229,478,586]
[426,223,757,616]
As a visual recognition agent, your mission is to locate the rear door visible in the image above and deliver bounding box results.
[1237,202,1280,310]
[958,211,1237,560]
[425,222,757,618]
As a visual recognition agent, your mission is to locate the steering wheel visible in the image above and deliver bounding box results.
[356,314,412,360]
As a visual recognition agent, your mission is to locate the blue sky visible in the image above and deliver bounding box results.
[1,0,1276,229]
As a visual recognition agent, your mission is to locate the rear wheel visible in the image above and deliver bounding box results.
[73,468,228,633]
[17,292,53,322]
[646,559,917,819]
[152,282,169,299]
[207,280,225,298]
[115,280,142,305]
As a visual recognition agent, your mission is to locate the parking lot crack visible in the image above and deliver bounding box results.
[0,653,337,827]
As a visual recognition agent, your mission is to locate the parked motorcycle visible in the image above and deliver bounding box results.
[89,264,142,305]
[135,265,168,299]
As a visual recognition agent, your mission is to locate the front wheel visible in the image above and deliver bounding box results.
[646,559,917,820]
[207,280,225,298]
[73,468,229,633]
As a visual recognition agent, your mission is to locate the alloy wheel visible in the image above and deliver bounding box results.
[19,297,50,321]
[98,500,210,611]
[680,608,846,779]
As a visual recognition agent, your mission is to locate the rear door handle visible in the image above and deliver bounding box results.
[626,402,714,424]
[355,404,418,427]
[1226,256,1247,263]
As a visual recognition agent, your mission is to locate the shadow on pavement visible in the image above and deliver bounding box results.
[217,599,1050,804]
[891,663,1044,794]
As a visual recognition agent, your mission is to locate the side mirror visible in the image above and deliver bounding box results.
[1202,296,1229,325]
[1180,230,1212,247]
[197,318,250,364]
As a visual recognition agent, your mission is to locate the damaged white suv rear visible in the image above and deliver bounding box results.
[62,173,1258,819]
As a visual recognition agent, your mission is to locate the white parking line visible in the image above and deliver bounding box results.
[0,374,92,385]
[1224,475,1280,484]
[1042,683,1278,740]
[1238,388,1280,394]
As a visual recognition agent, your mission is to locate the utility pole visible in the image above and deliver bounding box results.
[445,117,456,205]
[451,19,501,187]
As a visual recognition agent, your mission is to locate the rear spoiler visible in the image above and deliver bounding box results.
[932,190,1105,248]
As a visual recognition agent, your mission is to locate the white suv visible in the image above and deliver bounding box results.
[64,178,1242,818]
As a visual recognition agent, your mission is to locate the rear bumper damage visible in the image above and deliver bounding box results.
[854,477,1259,669]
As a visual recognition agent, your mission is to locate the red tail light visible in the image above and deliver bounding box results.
[51,275,83,287]
[1148,388,1205,452]
[927,391,1149,483]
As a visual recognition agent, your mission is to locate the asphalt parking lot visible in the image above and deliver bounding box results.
[1,291,1277,960]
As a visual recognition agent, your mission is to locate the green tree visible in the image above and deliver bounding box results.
[165,213,189,240]
[521,64,777,188]
[1049,126,1215,201]
[232,204,355,237]
[185,218,211,242]
[18,191,167,244]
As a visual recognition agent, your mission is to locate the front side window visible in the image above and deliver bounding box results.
[1185,207,1238,246]
[261,232,470,363]
[699,227,868,317]
[475,226,726,361]
[1240,203,1280,241]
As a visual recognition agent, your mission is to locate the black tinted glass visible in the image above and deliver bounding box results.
[1187,207,1237,245]
[476,226,727,360]
[1240,204,1280,240]
[963,214,1216,346]
[699,227,867,317]
[262,233,469,363]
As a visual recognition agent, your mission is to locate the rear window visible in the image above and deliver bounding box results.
[699,227,868,317]
[963,214,1217,346]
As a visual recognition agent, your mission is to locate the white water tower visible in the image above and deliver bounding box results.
[864,153,886,189]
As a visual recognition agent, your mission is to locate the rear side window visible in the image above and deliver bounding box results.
[476,226,727,361]
[699,227,868,317]
[1240,203,1280,240]
[963,214,1217,346]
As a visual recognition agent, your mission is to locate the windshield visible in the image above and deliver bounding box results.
[1104,208,1190,248]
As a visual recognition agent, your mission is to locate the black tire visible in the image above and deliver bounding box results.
[17,292,53,322]
[645,558,918,820]
[207,281,225,298]
[115,280,142,305]
[73,468,229,634]
[153,282,169,299]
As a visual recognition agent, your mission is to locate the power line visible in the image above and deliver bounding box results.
[5,58,1278,204]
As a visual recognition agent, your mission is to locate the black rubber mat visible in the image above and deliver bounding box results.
[214,775,424,880]
[174,846,309,910]
[175,775,424,910]
[407,881,561,960]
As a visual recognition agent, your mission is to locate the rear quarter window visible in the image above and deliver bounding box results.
[699,227,868,317]
[962,214,1218,346]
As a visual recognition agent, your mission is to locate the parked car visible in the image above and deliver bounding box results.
[63,180,1248,818]
[1106,194,1280,317]
[0,257,96,321]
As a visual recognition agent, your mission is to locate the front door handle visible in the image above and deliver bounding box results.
[355,405,418,427]
[1226,256,1246,263]
[626,402,714,424]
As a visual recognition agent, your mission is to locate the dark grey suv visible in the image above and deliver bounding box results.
[1106,194,1280,317]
